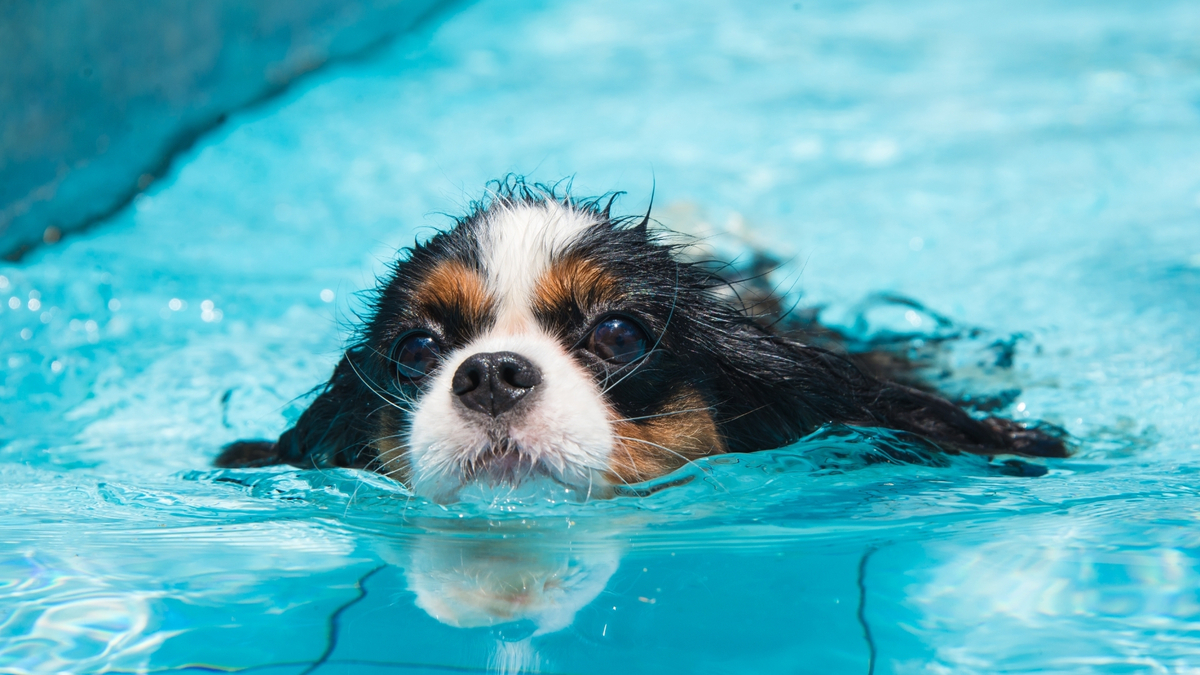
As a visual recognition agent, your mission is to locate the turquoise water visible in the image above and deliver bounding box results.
[3,0,1200,672]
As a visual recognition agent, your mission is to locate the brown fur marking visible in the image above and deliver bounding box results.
[607,387,726,485]
[532,253,622,317]
[414,260,492,326]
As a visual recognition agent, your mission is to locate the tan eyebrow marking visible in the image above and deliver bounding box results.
[412,260,493,326]
[532,253,623,317]
[606,386,726,485]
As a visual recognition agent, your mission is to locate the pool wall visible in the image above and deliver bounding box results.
[0,0,448,259]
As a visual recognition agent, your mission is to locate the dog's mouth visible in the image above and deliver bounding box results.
[459,441,553,486]
[418,434,607,504]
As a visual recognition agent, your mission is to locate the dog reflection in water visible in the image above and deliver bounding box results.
[379,521,619,674]
[386,523,619,635]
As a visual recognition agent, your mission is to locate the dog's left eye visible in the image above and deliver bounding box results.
[391,332,441,382]
[589,317,648,364]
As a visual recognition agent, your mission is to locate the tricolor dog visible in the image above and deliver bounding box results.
[218,180,1065,501]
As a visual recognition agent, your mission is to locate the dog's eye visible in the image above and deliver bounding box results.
[391,332,441,381]
[589,317,648,364]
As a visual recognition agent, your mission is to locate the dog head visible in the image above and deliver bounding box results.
[328,180,815,501]
[221,180,1070,490]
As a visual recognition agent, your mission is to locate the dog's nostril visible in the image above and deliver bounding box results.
[501,356,541,389]
[453,351,542,417]
[451,363,483,396]
[500,364,522,387]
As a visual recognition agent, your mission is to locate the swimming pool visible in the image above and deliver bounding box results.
[3,0,1200,672]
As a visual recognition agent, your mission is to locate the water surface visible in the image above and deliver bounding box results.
[3,0,1200,672]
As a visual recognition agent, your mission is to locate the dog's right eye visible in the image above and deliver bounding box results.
[391,332,441,382]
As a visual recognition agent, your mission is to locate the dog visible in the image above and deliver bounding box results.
[217,179,1065,501]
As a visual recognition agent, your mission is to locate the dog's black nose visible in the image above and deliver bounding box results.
[452,351,542,417]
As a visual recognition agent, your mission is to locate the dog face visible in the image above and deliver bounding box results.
[362,194,730,500]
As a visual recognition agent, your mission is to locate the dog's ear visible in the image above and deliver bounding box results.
[708,325,1067,458]
[214,348,379,469]
[863,380,1066,457]
[706,327,876,453]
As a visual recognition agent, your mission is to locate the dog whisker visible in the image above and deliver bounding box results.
[610,407,715,424]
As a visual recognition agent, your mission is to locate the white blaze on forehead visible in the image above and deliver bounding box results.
[477,201,602,330]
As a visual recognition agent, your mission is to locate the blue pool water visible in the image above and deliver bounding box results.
[3,0,1200,672]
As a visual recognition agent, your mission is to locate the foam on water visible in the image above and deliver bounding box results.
[3,0,1200,672]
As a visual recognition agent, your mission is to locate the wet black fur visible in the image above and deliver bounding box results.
[216,178,1066,473]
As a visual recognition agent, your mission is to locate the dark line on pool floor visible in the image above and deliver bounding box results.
[302,563,389,675]
[857,545,877,675]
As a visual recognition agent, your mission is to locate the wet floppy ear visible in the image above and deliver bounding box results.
[215,349,377,469]
[706,322,1069,459]
[705,323,905,453]
[706,326,840,453]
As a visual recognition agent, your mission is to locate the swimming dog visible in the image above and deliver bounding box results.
[217,179,1065,500]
